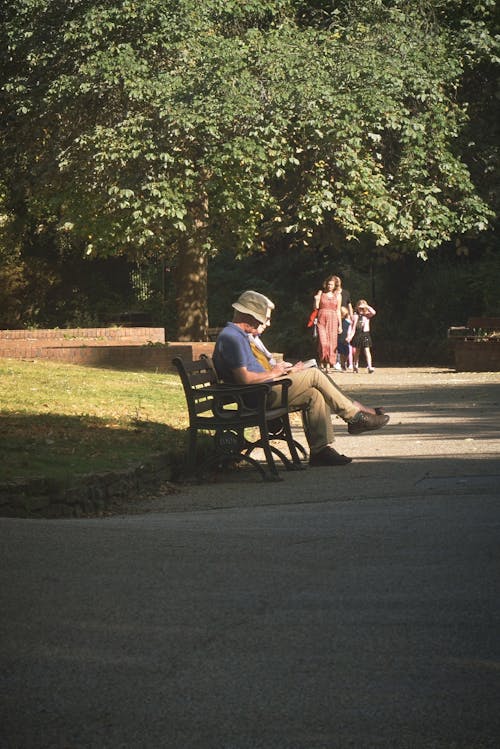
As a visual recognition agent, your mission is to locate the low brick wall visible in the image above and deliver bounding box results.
[4,342,214,372]
[0,327,165,341]
[0,327,165,359]
[166,343,217,369]
[453,340,500,372]
[0,328,217,372]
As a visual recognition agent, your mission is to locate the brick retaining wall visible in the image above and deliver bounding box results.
[453,340,500,372]
[0,328,216,372]
[0,327,166,341]
[0,326,164,355]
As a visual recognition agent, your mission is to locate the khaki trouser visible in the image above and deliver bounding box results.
[268,367,358,453]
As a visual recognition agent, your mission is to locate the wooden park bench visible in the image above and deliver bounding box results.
[173,355,305,482]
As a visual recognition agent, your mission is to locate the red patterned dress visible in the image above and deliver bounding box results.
[317,292,340,367]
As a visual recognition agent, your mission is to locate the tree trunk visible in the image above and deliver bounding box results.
[174,201,209,341]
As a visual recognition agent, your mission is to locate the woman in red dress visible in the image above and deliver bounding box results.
[314,275,342,372]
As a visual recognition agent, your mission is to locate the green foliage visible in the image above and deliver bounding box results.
[0,0,497,337]
[0,223,149,329]
[1,0,495,262]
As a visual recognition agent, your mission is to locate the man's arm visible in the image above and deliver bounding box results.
[232,363,287,385]
[232,361,305,385]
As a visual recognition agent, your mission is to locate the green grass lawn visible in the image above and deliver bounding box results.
[0,358,189,483]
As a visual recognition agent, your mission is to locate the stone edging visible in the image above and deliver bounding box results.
[0,454,174,519]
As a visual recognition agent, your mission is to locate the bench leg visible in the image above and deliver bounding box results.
[257,426,282,480]
[279,414,306,467]
[186,427,198,475]
[265,416,307,466]
[210,428,281,482]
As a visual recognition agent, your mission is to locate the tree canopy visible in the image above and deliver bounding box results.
[1,0,497,336]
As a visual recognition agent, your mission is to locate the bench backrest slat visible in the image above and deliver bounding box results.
[172,355,220,420]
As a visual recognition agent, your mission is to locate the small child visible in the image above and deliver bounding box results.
[348,299,376,373]
[337,306,352,371]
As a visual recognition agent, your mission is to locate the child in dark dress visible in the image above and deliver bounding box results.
[337,306,352,371]
[348,299,376,373]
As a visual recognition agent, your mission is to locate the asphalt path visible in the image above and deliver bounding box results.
[1,368,500,749]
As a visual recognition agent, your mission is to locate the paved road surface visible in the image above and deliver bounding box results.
[1,368,500,748]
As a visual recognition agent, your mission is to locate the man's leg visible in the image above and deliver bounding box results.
[269,368,358,453]
[302,368,388,429]
[286,367,359,421]
[268,367,388,453]
[300,386,335,453]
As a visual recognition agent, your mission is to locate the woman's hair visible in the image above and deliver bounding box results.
[323,275,341,291]
[356,299,368,310]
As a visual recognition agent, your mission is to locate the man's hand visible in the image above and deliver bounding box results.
[278,361,304,374]
[270,361,290,377]
[233,360,303,385]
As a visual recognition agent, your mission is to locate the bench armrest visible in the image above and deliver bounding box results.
[203,379,292,418]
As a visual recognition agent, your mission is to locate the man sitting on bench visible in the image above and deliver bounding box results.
[213,290,390,467]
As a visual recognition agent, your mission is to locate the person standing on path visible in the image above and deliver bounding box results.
[348,299,377,373]
[337,306,353,371]
[314,275,342,373]
[337,277,354,369]
[338,278,354,319]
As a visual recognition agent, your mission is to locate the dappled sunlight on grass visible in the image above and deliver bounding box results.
[0,359,189,482]
[1,413,185,482]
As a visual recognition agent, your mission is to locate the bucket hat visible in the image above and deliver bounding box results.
[232,290,275,324]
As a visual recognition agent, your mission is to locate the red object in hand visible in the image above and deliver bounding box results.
[307,309,318,327]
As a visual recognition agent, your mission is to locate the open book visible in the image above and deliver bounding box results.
[302,358,318,369]
[283,358,317,371]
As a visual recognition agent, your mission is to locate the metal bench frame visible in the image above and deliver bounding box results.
[173,355,304,482]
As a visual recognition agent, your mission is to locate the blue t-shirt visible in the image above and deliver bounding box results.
[213,322,265,382]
